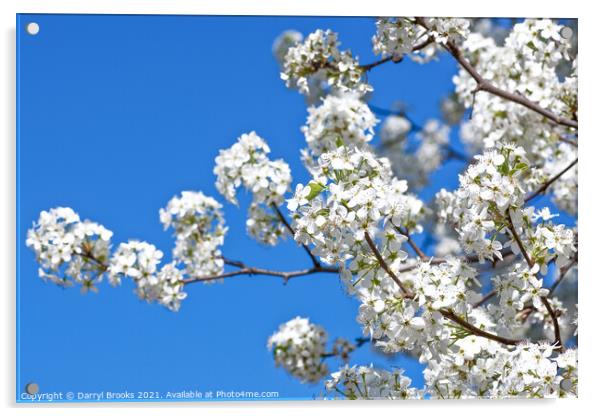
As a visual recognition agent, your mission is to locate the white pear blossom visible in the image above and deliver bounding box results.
[26,207,113,291]
[272,30,303,66]
[301,93,377,162]
[454,19,577,198]
[288,145,417,266]
[281,29,371,97]
[160,191,226,279]
[436,144,530,262]
[267,317,329,383]
[326,365,421,399]
[214,131,292,245]
[372,17,470,63]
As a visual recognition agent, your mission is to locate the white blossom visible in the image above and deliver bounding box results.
[26,207,113,291]
[281,29,371,97]
[160,191,226,279]
[301,93,377,164]
[214,131,292,245]
[326,365,421,399]
[267,317,329,383]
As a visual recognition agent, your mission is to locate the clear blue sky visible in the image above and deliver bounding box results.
[16,14,574,402]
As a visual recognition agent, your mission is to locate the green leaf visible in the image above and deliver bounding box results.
[335,135,345,148]
[526,40,538,52]
[307,181,326,201]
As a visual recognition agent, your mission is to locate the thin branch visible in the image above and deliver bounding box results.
[364,231,410,295]
[525,158,578,203]
[361,56,393,72]
[413,17,578,129]
[440,309,522,346]
[74,251,108,272]
[548,258,577,296]
[361,36,434,71]
[183,263,339,285]
[506,210,564,350]
[558,137,578,147]
[473,290,497,308]
[321,336,372,358]
[75,246,339,286]
[540,296,565,352]
[506,212,534,269]
[394,225,428,261]
[272,203,321,268]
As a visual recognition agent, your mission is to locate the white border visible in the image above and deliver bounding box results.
[2,1,600,415]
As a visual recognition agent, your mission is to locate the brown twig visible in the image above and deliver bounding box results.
[320,336,372,358]
[506,210,564,351]
[182,263,339,285]
[364,231,410,295]
[548,258,577,296]
[440,309,522,346]
[272,203,321,268]
[413,17,578,129]
[473,290,497,308]
[525,158,578,203]
[394,225,428,261]
[361,36,434,71]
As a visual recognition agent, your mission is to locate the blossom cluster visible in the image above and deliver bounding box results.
[424,343,577,398]
[454,19,577,212]
[372,17,427,60]
[326,365,421,399]
[382,118,451,189]
[372,17,470,62]
[214,131,292,245]
[160,191,226,279]
[436,144,530,262]
[281,29,371,97]
[26,207,113,291]
[272,30,303,66]
[355,258,480,354]
[287,145,418,266]
[301,93,377,164]
[108,241,187,311]
[267,317,329,383]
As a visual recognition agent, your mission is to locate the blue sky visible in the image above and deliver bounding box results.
[16,14,574,402]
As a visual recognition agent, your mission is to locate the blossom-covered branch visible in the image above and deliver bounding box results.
[414,17,578,129]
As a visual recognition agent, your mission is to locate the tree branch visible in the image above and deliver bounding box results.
[525,158,578,203]
[365,230,523,347]
[413,17,578,129]
[506,210,564,351]
[394,225,428,261]
[182,263,339,285]
[321,336,372,358]
[548,258,577,296]
[364,231,410,295]
[361,36,434,71]
[272,203,321,268]
[75,247,339,286]
[440,309,522,346]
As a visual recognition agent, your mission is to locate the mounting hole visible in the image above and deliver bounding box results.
[560,26,573,40]
[559,378,573,391]
[25,383,39,395]
[26,22,40,36]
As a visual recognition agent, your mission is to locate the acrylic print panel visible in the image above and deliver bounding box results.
[16,14,578,403]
